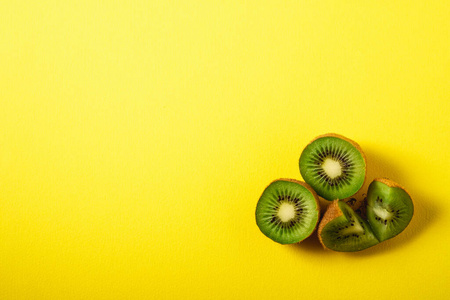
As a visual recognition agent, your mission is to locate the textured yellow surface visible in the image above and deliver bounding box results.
[1,1,449,299]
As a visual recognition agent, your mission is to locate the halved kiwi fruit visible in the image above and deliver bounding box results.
[318,200,379,252]
[366,178,414,242]
[299,134,366,201]
[255,179,320,244]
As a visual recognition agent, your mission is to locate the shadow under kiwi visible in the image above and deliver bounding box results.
[288,199,334,255]
[291,145,440,257]
[345,146,440,257]
[288,228,335,256]
[349,184,440,257]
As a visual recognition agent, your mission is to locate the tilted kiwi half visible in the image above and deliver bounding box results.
[255,179,320,244]
[366,178,414,242]
[299,134,366,201]
[318,200,379,252]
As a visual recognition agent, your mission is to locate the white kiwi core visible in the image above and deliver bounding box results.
[341,220,364,235]
[322,158,342,179]
[373,205,392,220]
[277,202,296,222]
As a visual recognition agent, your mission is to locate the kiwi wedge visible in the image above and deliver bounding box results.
[255,179,320,244]
[366,178,414,242]
[299,134,366,201]
[318,200,379,252]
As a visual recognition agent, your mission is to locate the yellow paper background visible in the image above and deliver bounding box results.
[1,1,449,299]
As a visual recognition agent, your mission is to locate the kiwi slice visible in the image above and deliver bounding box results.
[255,179,320,244]
[366,178,414,242]
[318,200,379,252]
[299,133,366,201]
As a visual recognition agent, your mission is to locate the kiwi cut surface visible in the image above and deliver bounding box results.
[366,178,414,242]
[255,179,320,244]
[299,133,366,201]
[318,200,379,252]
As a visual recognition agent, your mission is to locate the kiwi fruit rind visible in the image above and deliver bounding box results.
[299,133,366,201]
[255,179,320,244]
[366,178,414,242]
[318,200,379,252]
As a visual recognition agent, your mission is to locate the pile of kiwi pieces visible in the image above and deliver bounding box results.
[255,133,414,252]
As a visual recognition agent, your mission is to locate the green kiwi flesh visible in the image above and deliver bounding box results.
[255,179,320,244]
[299,134,366,201]
[366,178,414,242]
[319,200,379,252]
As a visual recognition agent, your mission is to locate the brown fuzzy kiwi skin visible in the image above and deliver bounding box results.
[303,133,367,200]
[374,177,411,196]
[269,178,321,243]
[317,200,342,250]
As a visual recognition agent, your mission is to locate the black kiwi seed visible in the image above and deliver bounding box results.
[319,201,380,252]
[367,178,414,244]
